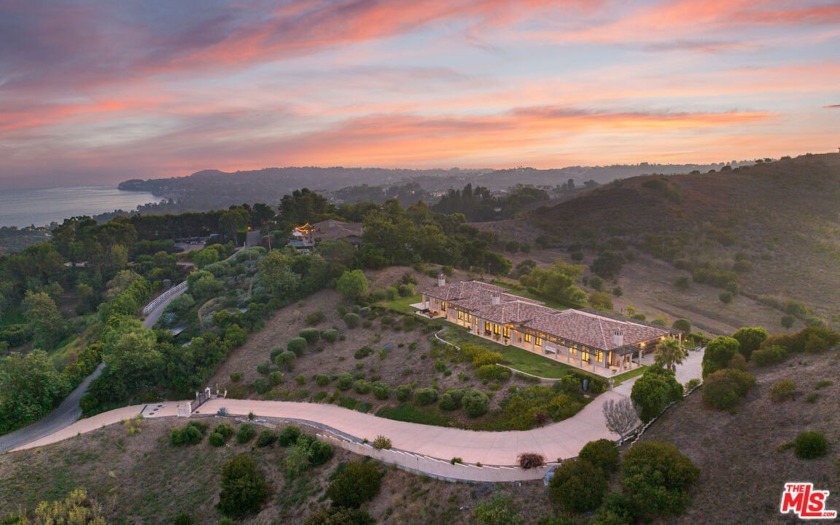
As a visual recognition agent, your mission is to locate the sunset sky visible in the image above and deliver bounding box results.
[1,0,838,188]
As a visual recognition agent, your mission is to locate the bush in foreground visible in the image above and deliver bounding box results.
[518,452,545,469]
[236,423,257,444]
[326,462,384,508]
[549,459,607,513]
[702,368,755,410]
[770,379,797,402]
[218,454,270,518]
[621,441,699,520]
[304,507,375,525]
[578,439,620,473]
[630,365,683,423]
[751,344,788,366]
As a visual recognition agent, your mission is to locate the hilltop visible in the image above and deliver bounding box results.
[522,153,840,327]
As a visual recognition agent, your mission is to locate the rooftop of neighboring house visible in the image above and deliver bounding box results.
[420,279,671,352]
[310,219,363,240]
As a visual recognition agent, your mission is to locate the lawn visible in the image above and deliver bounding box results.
[379,293,422,314]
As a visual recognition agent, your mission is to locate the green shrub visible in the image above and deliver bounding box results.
[372,382,390,400]
[476,364,512,382]
[549,459,607,513]
[354,346,373,359]
[439,390,463,411]
[306,310,325,326]
[299,328,321,344]
[702,368,755,410]
[590,493,637,525]
[732,327,768,361]
[253,378,270,394]
[815,380,833,390]
[230,372,242,383]
[474,495,524,525]
[236,424,257,444]
[321,328,339,343]
[353,380,372,395]
[214,423,235,440]
[671,318,691,333]
[170,425,203,446]
[343,313,361,328]
[793,431,829,459]
[315,374,330,387]
[751,345,788,366]
[278,425,302,447]
[326,462,384,508]
[415,388,439,406]
[372,435,392,450]
[256,362,270,375]
[309,440,334,466]
[702,336,741,378]
[337,374,354,391]
[173,513,195,525]
[621,441,699,519]
[287,337,308,356]
[256,430,278,448]
[217,454,269,517]
[274,350,296,371]
[631,365,683,422]
[209,432,226,447]
[269,371,284,386]
[462,389,490,417]
[579,439,620,473]
[770,379,797,402]
[395,384,413,402]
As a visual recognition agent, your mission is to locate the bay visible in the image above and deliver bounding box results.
[0,186,163,228]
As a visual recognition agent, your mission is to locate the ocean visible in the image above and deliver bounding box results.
[0,186,163,228]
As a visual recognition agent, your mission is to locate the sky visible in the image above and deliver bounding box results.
[1,0,838,189]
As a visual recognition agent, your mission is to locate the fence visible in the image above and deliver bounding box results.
[142,281,187,315]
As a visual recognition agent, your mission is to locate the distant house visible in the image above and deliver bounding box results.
[289,220,363,250]
[415,277,674,377]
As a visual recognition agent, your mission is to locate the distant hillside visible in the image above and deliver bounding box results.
[116,162,733,213]
[528,153,840,321]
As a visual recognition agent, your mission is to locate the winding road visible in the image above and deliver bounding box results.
[0,284,186,453]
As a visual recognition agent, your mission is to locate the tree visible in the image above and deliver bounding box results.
[702,368,755,410]
[731,327,769,361]
[110,243,129,269]
[579,439,620,473]
[671,318,691,333]
[702,336,741,377]
[258,250,302,298]
[22,290,66,350]
[591,251,626,280]
[630,365,683,423]
[474,494,524,525]
[218,454,270,518]
[0,350,69,433]
[336,270,369,302]
[520,260,587,308]
[219,208,249,243]
[654,336,687,372]
[549,459,607,513]
[621,441,699,519]
[326,461,383,508]
[602,398,639,441]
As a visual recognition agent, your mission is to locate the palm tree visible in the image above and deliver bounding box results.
[654,336,687,372]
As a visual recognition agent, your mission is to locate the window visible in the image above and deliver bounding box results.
[569,344,578,355]
[535,336,543,346]
[493,323,501,335]
[484,321,491,333]
[596,350,604,363]
[524,333,532,343]
[582,350,591,363]
[441,302,447,312]
[457,311,463,320]
[503,325,511,338]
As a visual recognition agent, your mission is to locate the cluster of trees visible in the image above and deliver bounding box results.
[432,183,549,221]
[549,439,699,523]
[519,260,588,307]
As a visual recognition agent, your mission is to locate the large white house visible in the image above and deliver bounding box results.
[414,276,674,377]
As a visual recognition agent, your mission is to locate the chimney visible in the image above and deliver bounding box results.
[491,291,501,306]
[613,329,624,347]
[438,273,446,287]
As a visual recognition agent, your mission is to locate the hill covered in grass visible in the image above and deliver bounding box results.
[528,153,840,326]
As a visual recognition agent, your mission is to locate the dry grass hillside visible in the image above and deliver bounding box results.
[513,153,839,328]
[641,348,840,525]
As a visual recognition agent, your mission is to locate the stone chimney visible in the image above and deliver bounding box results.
[613,329,624,348]
[438,273,446,287]
[491,291,501,306]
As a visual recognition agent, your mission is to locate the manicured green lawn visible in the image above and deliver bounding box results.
[379,294,422,314]
[611,365,647,385]
[443,328,576,380]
